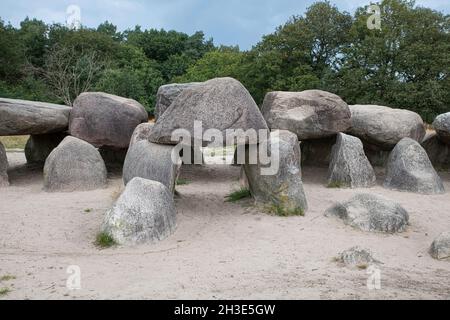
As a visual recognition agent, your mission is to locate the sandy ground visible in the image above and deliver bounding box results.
[0,151,449,300]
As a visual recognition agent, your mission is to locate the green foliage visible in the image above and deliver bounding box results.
[0,0,448,120]
[267,203,305,217]
[0,287,11,296]
[95,232,117,249]
[327,181,346,189]
[225,188,252,202]
[176,179,191,186]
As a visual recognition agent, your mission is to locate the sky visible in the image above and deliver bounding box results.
[0,0,449,49]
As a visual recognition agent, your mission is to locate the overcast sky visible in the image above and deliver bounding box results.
[1,0,449,49]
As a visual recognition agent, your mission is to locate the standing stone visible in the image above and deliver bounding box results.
[123,140,181,193]
[430,232,450,260]
[155,83,202,120]
[348,105,425,150]
[44,136,107,192]
[432,113,450,145]
[0,142,9,187]
[384,138,445,194]
[422,133,450,170]
[0,98,71,136]
[102,178,177,245]
[25,133,67,164]
[69,92,148,149]
[149,78,269,145]
[130,123,155,147]
[244,130,308,215]
[239,166,250,189]
[261,90,351,140]
[325,193,409,233]
[328,133,376,188]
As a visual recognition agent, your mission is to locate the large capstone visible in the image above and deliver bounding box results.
[149,77,269,145]
[261,90,351,140]
[44,136,107,192]
[25,133,67,164]
[430,232,450,260]
[384,138,445,194]
[155,83,202,120]
[0,142,9,187]
[325,193,409,233]
[123,140,181,193]
[243,130,308,215]
[0,98,71,136]
[348,105,425,150]
[432,112,450,145]
[102,178,177,245]
[327,133,376,188]
[69,92,148,149]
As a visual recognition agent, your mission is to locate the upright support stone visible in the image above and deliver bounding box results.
[244,130,308,215]
[327,133,376,188]
[123,140,181,193]
[0,142,9,187]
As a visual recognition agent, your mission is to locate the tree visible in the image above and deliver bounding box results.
[38,45,103,106]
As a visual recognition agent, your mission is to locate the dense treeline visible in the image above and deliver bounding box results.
[0,0,449,121]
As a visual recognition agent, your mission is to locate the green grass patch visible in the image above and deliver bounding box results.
[95,232,117,249]
[84,209,92,213]
[267,203,305,217]
[0,287,10,297]
[176,179,190,186]
[0,275,16,282]
[327,181,346,189]
[0,136,29,149]
[225,188,252,202]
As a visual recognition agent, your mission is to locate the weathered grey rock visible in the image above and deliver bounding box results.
[430,232,450,260]
[123,140,181,193]
[384,138,445,194]
[102,178,177,245]
[325,193,409,233]
[239,166,249,189]
[300,136,336,167]
[422,133,450,170]
[261,90,351,140]
[244,130,308,215]
[338,247,379,267]
[69,92,148,149]
[348,105,425,150]
[155,83,202,120]
[149,78,269,145]
[130,123,155,147]
[25,133,67,164]
[0,142,9,187]
[44,136,107,192]
[328,133,376,188]
[433,113,450,145]
[0,98,71,136]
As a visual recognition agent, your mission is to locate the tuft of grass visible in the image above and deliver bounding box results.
[0,287,11,297]
[84,209,92,213]
[267,203,305,217]
[0,275,16,282]
[327,181,345,189]
[0,136,29,150]
[95,232,117,249]
[357,264,368,270]
[225,188,252,202]
[176,179,190,186]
